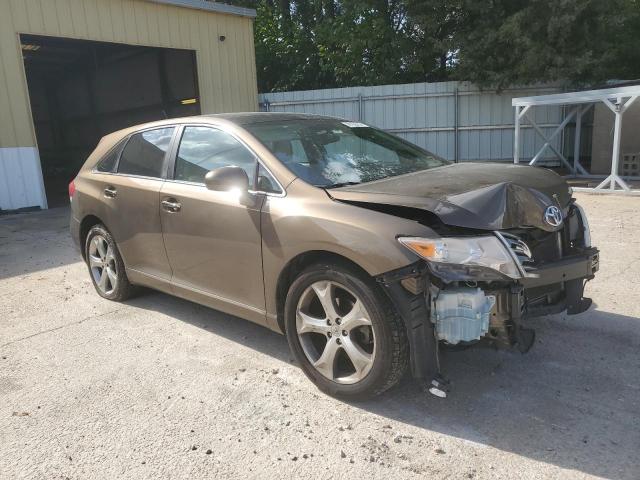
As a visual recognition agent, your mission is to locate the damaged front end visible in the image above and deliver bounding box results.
[376,202,599,393]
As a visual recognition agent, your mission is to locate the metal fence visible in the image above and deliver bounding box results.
[259,81,570,164]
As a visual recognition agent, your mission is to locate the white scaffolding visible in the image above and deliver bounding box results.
[513,85,640,192]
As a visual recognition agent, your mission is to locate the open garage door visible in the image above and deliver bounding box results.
[20,34,201,207]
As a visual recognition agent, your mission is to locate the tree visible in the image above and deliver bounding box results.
[222,0,640,92]
[454,0,640,90]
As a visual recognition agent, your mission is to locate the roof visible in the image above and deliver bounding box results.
[147,0,256,19]
[209,112,333,125]
[101,113,336,142]
[512,85,640,107]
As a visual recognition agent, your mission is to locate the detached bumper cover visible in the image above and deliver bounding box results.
[377,263,438,381]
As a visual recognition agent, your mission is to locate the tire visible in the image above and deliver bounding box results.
[85,224,134,302]
[284,262,408,400]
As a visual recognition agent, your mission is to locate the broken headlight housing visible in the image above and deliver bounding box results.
[397,235,522,279]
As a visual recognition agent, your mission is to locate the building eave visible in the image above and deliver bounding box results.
[147,0,257,19]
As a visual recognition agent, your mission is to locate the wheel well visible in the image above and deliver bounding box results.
[274,250,372,333]
[79,215,103,259]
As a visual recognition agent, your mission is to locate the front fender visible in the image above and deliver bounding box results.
[261,181,436,321]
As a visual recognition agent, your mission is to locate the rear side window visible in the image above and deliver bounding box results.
[118,127,175,178]
[175,126,256,187]
[96,144,121,173]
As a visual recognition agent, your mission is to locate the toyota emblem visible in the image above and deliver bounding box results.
[544,205,563,228]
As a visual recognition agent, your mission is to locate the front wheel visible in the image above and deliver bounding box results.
[284,263,408,399]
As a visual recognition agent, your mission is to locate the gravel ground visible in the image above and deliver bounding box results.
[1,192,639,480]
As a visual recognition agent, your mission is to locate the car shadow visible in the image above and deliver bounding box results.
[126,291,640,479]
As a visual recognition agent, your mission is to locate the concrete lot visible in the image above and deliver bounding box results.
[1,193,639,479]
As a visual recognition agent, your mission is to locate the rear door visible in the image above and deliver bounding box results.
[100,126,176,280]
[159,125,271,323]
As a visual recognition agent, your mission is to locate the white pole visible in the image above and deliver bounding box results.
[610,98,623,189]
[573,105,582,175]
[514,106,520,164]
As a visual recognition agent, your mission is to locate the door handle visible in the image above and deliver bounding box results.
[161,199,181,212]
[104,186,117,198]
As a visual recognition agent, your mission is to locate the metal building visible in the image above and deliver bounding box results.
[0,0,258,211]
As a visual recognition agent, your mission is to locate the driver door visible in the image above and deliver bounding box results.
[159,125,266,324]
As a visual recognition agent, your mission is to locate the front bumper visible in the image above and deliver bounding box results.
[520,248,599,289]
[377,247,599,380]
[519,247,599,317]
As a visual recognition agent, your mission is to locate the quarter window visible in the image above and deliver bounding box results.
[256,164,281,194]
[175,126,256,187]
[117,127,175,178]
[96,143,122,172]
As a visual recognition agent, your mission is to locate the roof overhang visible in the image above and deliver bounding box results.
[147,0,257,18]
[512,85,640,107]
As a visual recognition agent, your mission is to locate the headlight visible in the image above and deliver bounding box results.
[398,235,521,279]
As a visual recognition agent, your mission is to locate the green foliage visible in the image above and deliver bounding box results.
[223,0,640,92]
[455,0,640,90]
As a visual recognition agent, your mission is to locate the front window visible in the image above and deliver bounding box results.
[175,126,257,187]
[244,118,449,187]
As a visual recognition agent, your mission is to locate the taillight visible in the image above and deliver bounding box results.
[68,179,76,202]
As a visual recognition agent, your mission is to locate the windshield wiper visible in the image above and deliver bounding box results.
[325,181,361,189]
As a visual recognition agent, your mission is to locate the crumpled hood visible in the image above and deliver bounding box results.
[327,163,572,232]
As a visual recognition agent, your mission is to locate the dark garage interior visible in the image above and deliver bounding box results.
[20,34,201,207]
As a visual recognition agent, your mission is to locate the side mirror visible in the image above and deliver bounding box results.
[204,166,250,193]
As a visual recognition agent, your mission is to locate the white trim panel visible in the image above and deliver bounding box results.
[0,147,47,211]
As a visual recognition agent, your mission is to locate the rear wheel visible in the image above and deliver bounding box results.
[284,263,408,399]
[85,224,133,301]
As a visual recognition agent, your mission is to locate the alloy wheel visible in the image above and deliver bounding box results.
[88,234,118,295]
[296,280,376,384]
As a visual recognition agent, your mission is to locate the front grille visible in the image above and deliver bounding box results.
[500,205,587,269]
[500,228,566,269]
[500,232,534,266]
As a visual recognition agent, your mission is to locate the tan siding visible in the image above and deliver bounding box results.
[229,19,242,111]
[239,20,251,110]
[109,0,127,43]
[97,0,117,42]
[156,6,171,47]
[83,0,102,41]
[177,7,191,48]
[145,2,161,47]
[55,0,75,35]
[8,0,29,32]
[197,13,216,112]
[204,13,223,112]
[40,0,62,36]
[133,1,150,46]
[0,0,258,148]
[69,0,90,38]
[24,1,45,33]
[0,8,34,147]
[121,0,139,45]
[247,20,259,110]
[164,5,181,48]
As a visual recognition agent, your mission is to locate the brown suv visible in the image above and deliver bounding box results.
[70,113,599,398]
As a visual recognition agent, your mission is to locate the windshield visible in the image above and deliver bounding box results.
[244,118,450,187]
